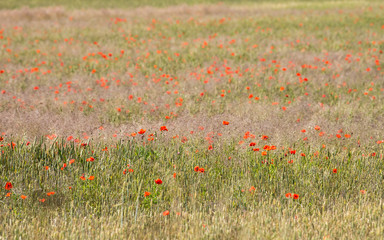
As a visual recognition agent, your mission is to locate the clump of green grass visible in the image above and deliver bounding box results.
[1,135,384,239]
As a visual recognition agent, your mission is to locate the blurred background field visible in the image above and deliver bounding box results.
[0,0,381,9]
[1,0,384,239]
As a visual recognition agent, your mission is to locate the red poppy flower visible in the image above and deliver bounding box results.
[199,168,205,173]
[5,182,12,190]
[222,121,229,125]
[155,179,163,184]
[163,210,170,216]
[332,168,337,173]
[208,145,213,150]
[293,194,299,200]
[144,191,151,197]
[261,135,268,140]
[285,193,292,198]
[138,129,146,134]
[194,166,199,172]
[160,126,168,131]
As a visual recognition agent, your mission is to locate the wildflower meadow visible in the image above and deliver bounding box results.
[1,0,384,239]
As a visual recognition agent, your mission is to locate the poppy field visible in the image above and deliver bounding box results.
[1,1,384,239]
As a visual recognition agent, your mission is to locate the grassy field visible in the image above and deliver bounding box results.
[1,0,384,239]
[1,0,380,9]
